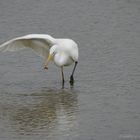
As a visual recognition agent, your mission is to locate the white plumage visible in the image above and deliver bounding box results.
[0,34,79,86]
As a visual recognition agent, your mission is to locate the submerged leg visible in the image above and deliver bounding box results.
[70,61,78,85]
[61,67,65,88]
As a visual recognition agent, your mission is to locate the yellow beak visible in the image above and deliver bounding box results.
[44,54,53,69]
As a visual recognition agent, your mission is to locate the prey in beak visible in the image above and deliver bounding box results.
[44,54,53,69]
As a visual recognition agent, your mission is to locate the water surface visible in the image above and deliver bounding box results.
[0,0,140,139]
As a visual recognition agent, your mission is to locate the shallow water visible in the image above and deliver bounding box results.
[0,0,140,140]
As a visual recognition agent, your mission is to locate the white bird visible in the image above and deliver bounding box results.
[0,34,79,86]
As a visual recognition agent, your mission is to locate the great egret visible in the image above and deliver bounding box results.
[0,34,79,86]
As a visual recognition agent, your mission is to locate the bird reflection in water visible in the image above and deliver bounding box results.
[9,89,78,137]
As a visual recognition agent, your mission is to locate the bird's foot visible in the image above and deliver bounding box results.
[61,79,65,89]
[69,75,74,86]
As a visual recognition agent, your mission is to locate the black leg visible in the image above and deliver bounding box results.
[70,61,78,85]
[61,67,65,88]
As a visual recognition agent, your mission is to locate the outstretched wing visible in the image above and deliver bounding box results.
[0,34,56,58]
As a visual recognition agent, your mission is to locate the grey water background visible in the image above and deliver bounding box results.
[0,0,140,139]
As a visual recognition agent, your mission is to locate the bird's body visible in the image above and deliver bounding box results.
[0,34,79,87]
[53,39,78,67]
[54,51,73,66]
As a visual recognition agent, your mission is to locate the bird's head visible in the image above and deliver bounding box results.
[50,45,58,55]
[44,45,58,69]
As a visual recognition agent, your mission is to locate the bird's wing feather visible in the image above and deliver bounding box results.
[0,34,56,58]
